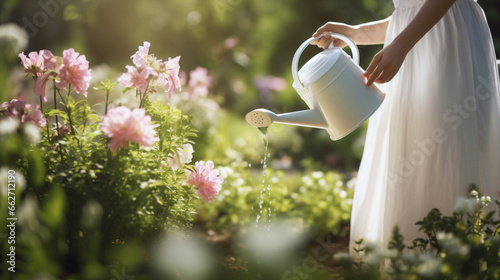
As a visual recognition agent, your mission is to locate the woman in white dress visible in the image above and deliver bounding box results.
[312,0,500,253]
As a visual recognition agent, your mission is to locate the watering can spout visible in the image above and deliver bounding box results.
[245,108,328,129]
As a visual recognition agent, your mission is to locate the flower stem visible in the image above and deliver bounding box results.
[138,89,144,109]
[52,83,65,161]
[65,84,76,135]
[105,89,110,114]
[53,80,60,136]
[40,96,50,139]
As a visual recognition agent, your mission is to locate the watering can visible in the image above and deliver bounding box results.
[245,32,385,140]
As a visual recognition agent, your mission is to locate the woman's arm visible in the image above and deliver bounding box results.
[364,0,457,86]
[311,17,390,49]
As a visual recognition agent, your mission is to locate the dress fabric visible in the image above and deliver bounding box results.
[350,0,500,254]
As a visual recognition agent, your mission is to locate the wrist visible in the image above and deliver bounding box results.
[338,24,360,44]
[392,34,415,53]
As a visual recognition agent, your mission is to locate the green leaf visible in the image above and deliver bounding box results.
[46,109,68,120]
[26,147,45,188]
[39,185,66,230]
[64,4,83,21]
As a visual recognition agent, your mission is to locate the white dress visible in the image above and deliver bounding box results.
[350,0,500,253]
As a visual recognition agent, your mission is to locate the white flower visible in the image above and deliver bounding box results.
[301,176,313,186]
[339,190,347,198]
[0,168,26,195]
[480,195,491,206]
[22,122,41,144]
[217,166,234,179]
[417,256,442,278]
[346,178,356,189]
[0,23,28,55]
[0,118,19,136]
[168,143,194,170]
[235,178,244,186]
[470,190,478,197]
[311,171,323,179]
[454,197,477,214]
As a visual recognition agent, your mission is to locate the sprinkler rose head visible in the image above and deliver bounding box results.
[245,109,277,128]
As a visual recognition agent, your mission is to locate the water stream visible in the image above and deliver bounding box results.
[256,127,272,230]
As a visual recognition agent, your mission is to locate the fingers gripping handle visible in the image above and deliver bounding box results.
[292,32,360,89]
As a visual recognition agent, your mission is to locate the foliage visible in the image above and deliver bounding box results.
[335,186,500,280]
[41,98,197,242]
[0,44,203,279]
[196,161,354,237]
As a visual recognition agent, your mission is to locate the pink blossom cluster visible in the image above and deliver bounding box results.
[254,75,287,93]
[118,42,181,98]
[187,161,223,203]
[1,99,47,128]
[18,48,91,101]
[188,67,212,98]
[56,49,92,96]
[100,106,159,151]
[174,66,213,101]
[18,50,56,75]
[19,50,56,102]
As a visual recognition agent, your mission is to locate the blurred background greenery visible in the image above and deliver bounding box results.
[1,0,499,170]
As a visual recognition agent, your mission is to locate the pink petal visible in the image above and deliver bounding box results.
[34,73,50,103]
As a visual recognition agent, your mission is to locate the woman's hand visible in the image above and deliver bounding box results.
[362,0,457,86]
[364,40,410,86]
[311,22,357,49]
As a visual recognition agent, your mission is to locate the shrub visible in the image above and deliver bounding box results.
[0,43,221,279]
[196,161,354,237]
[335,186,500,280]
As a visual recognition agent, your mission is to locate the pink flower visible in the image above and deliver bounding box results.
[56,48,92,96]
[19,50,57,103]
[157,56,181,98]
[118,65,150,94]
[188,67,212,98]
[187,161,223,203]
[101,106,159,151]
[18,50,56,75]
[42,51,57,70]
[60,125,70,135]
[179,71,188,87]
[224,36,238,50]
[131,42,151,69]
[1,99,47,128]
[254,76,287,93]
[19,52,43,74]
[51,122,70,136]
[254,75,287,102]
[168,143,194,170]
[125,42,181,98]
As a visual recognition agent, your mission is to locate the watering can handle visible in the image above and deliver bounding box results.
[292,32,360,89]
